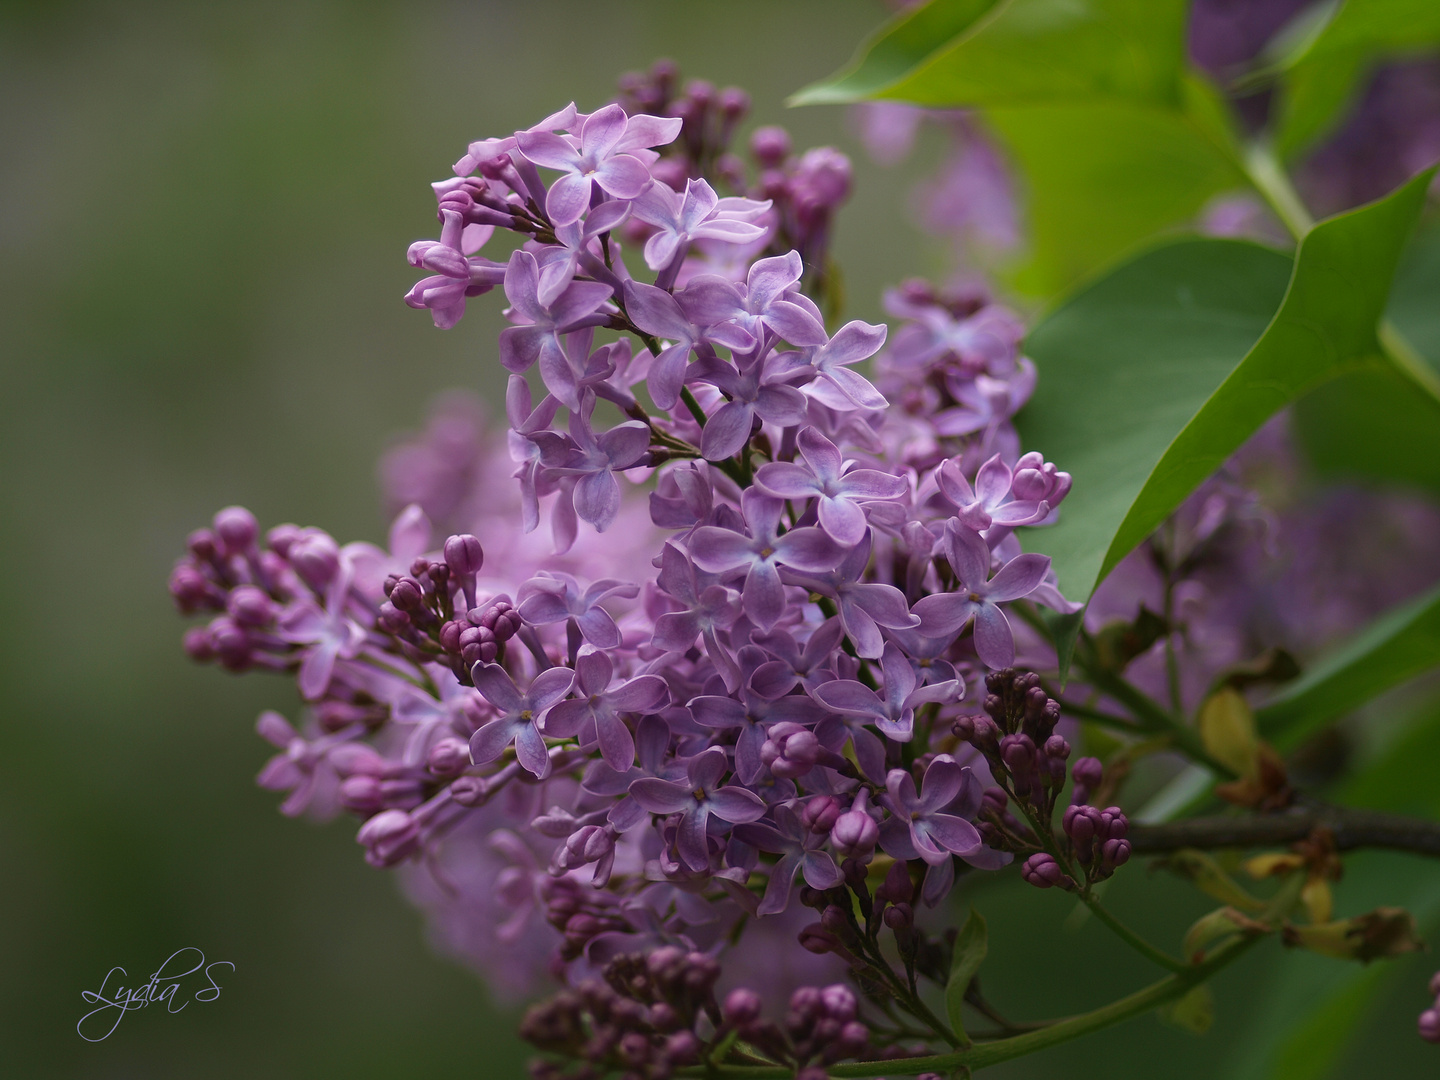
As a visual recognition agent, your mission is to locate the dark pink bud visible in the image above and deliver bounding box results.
[798,924,840,955]
[820,984,856,1023]
[377,602,410,634]
[340,774,384,814]
[356,808,419,866]
[1101,838,1132,869]
[265,523,301,557]
[1071,756,1103,790]
[831,808,879,858]
[1421,1009,1440,1043]
[1021,853,1066,889]
[389,577,426,613]
[213,506,258,554]
[750,125,791,167]
[182,626,214,662]
[289,532,340,591]
[427,737,469,777]
[1044,734,1071,760]
[883,902,913,930]
[228,584,275,627]
[208,616,250,670]
[187,528,217,562]
[664,1030,700,1064]
[876,860,913,904]
[169,565,215,612]
[439,619,465,653]
[801,795,843,834]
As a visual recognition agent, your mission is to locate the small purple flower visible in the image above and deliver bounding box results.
[545,646,669,770]
[688,490,845,631]
[649,543,744,689]
[878,756,984,866]
[688,352,811,462]
[468,662,575,779]
[582,713,684,831]
[681,251,828,347]
[811,640,961,742]
[774,320,889,411]
[911,521,1051,669]
[515,104,681,226]
[934,451,1069,530]
[274,562,368,700]
[629,747,767,871]
[754,426,907,545]
[516,570,638,649]
[734,804,843,916]
[623,280,756,410]
[534,198,632,307]
[749,617,845,698]
[689,687,825,784]
[498,250,614,408]
[781,530,918,659]
[529,398,650,533]
[629,177,770,274]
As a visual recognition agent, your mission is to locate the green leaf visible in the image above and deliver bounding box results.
[1273,0,1440,156]
[1293,223,1440,495]
[792,0,1242,294]
[1256,583,1440,751]
[789,0,999,105]
[986,94,1244,295]
[869,0,1187,108]
[1018,168,1436,667]
[945,907,988,1044]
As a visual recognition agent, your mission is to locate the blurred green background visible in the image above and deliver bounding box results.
[3,2,1438,1078]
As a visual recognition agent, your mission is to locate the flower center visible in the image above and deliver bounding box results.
[520,710,533,722]
[692,788,707,802]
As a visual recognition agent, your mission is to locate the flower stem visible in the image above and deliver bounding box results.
[676,936,1262,1078]
[1077,893,1189,973]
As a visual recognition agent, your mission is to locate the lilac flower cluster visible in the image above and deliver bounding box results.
[171,66,1084,1056]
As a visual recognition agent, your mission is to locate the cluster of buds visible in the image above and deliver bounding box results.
[521,946,720,1080]
[1420,971,1440,1044]
[721,983,873,1077]
[953,670,1131,891]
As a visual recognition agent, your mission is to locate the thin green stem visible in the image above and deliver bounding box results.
[674,936,1263,1078]
[1078,893,1189,974]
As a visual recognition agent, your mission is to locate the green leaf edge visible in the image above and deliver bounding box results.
[789,0,1000,106]
[945,907,988,1044]
[1256,580,1440,750]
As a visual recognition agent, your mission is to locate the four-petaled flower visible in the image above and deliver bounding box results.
[912,521,1051,669]
[469,663,576,779]
[546,647,669,770]
[754,426,907,546]
[734,804,843,916]
[811,641,961,742]
[629,747,767,871]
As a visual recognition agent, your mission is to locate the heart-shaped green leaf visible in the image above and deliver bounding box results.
[1018,167,1435,671]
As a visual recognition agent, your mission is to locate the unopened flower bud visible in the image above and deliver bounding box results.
[340,774,384,814]
[723,988,762,1026]
[801,795,842,833]
[876,860,913,904]
[831,807,879,858]
[750,125,791,167]
[760,723,819,779]
[389,576,426,613]
[798,924,840,955]
[883,902,914,930]
[1420,1009,1440,1044]
[439,619,465,653]
[213,506,258,554]
[183,626,215,662]
[1045,734,1071,760]
[1021,853,1067,889]
[1101,838,1132,869]
[664,1030,700,1064]
[427,737,469,777]
[289,532,340,591]
[228,584,275,627]
[356,808,419,867]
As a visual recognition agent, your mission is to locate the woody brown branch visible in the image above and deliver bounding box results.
[1127,804,1440,858]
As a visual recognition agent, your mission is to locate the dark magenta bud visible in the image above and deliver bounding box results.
[1102,838,1132,869]
[182,626,214,662]
[228,584,275,627]
[664,1030,700,1064]
[831,807,879,858]
[213,506,258,553]
[208,617,250,670]
[1072,756,1104,790]
[876,860,913,904]
[439,619,465,653]
[340,774,384,814]
[750,125,791,166]
[1044,734,1071,760]
[820,984,857,1023]
[186,528,217,562]
[169,565,215,612]
[1021,853,1067,889]
[265,523,301,557]
[389,577,426,613]
[1420,1009,1440,1044]
[801,795,843,833]
[427,737,469,777]
[883,902,913,930]
[798,924,840,955]
[289,532,340,591]
[377,602,410,634]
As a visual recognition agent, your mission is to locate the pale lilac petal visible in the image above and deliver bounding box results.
[594,710,636,770]
[471,664,525,712]
[596,420,651,467]
[515,130,580,171]
[972,603,1016,669]
[763,301,829,346]
[743,559,785,630]
[945,525,992,592]
[629,778,692,814]
[975,454,1013,505]
[679,278,746,324]
[499,325,543,373]
[878,816,920,861]
[985,553,1052,603]
[752,385,810,427]
[616,114,683,151]
[919,814,982,856]
[914,758,964,814]
[747,252,803,308]
[514,721,552,778]
[549,280,615,327]
[921,855,955,906]
[593,154,652,199]
[647,343,691,411]
[701,401,753,461]
[912,593,974,638]
[753,461,819,499]
[644,230,682,271]
[575,470,621,531]
[689,527,757,573]
[624,281,691,339]
[689,746,728,790]
[678,806,711,870]
[469,717,518,765]
[839,596,883,659]
[575,605,622,648]
[610,675,668,713]
[530,665,578,710]
[812,680,884,720]
[546,172,593,227]
[580,104,628,159]
[817,364,888,409]
[961,845,1013,870]
[772,527,844,572]
[801,851,843,890]
[690,696,746,730]
[851,583,917,629]
[818,497,868,547]
[706,787,767,823]
[824,319,888,363]
[757,852,803,916]
[573,648,612,696]
[838,469,907,500]
[692,219,766,244]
